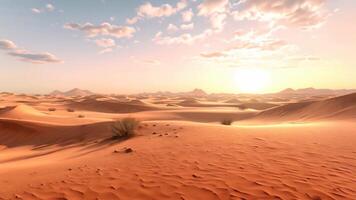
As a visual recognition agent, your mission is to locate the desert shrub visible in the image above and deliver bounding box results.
[111,118,140,139]
[221,119,233,125]
[67,108,75,112]
[48,108,56,111]
[78,114,85,118]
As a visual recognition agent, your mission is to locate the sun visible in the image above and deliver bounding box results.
[233,68,270,93]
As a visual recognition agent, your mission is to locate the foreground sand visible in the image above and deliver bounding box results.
[1,120,355,200]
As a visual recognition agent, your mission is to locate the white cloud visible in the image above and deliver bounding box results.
[0,39,62,64]
[232,0,329,29]
[95,38,116,48]
[127,0,188,24]
[167,24,179,32]
[137,1,186,18]
[198,0,229,16]
[209,13,227,31]
[0,39,17,50]
[8,50,61,64]
[46,4,55,12]
[182,9,194,22]
[31,8,41,14]
[153,29,213,45]
[126,16,139,25]
[64,22,136,38]
[180,23,194,30]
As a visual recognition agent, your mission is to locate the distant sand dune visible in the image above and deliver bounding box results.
[69,98,161,113]
[251,92,356,121]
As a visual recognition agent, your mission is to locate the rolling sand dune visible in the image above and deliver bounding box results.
[0,118,112,148]
[0,121,355,199]
[224,98,242,104]
[0,104,46,118]
[0,92,356,199]
[68,98,161,113]
[250,93,356,121]
[237,102,278,110]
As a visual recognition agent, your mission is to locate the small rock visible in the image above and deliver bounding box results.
[192,174,199,178]
[67,168,72,171]
[152,132,157,135]
[123,147,133,153]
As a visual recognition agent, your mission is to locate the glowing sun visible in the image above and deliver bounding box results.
[234,68,270,93]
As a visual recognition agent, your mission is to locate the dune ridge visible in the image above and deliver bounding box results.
[250,92,356,121]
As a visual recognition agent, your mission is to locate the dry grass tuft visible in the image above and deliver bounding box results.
[111,118,140,139]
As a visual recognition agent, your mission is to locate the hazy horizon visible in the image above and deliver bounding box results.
[1,0,356,94]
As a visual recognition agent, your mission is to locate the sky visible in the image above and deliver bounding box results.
[0,0,355,94]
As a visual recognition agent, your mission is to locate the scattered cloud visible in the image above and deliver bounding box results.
[46,4,55,12]
[209,13,227,31]
[64,22,136,38]
[31,3,55,14]
[31,8,41,14]
[126,16,139,25]
[198,0,229,16]
[167,23,179,32]
[180,23,194,30]
[153,29,213,45]
[232,0,329,29]
[95,38,116,48]
[0,39,17,50]
[0,39,61,64]
[182,9,194,22]
[8,50,61,64]
[126,0,188,24]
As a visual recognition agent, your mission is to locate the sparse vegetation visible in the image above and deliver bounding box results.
[67,108,75,112]
[78,114,85,118]
[111,118,140,139]
[221,119,233,125]
[48,108,56,111]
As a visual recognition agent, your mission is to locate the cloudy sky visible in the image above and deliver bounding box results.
[0,0,355,94]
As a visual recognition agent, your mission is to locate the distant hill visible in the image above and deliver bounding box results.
[184,89,207,97]
[49,88,94,97]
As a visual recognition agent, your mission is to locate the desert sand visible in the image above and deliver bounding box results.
[0,89,355,200]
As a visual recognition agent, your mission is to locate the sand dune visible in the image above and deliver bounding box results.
[0,121,355,199]
[251,92,356,121]
[0,118,112,148]
[1,92,356,199]
[69,98,161,113]
[0,104,46,118]
[237,102,278,110]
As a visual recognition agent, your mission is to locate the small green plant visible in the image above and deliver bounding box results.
[221,119,233,125]
[111,118,140,139]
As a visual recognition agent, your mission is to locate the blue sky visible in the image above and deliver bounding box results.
[0,0,355,94]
